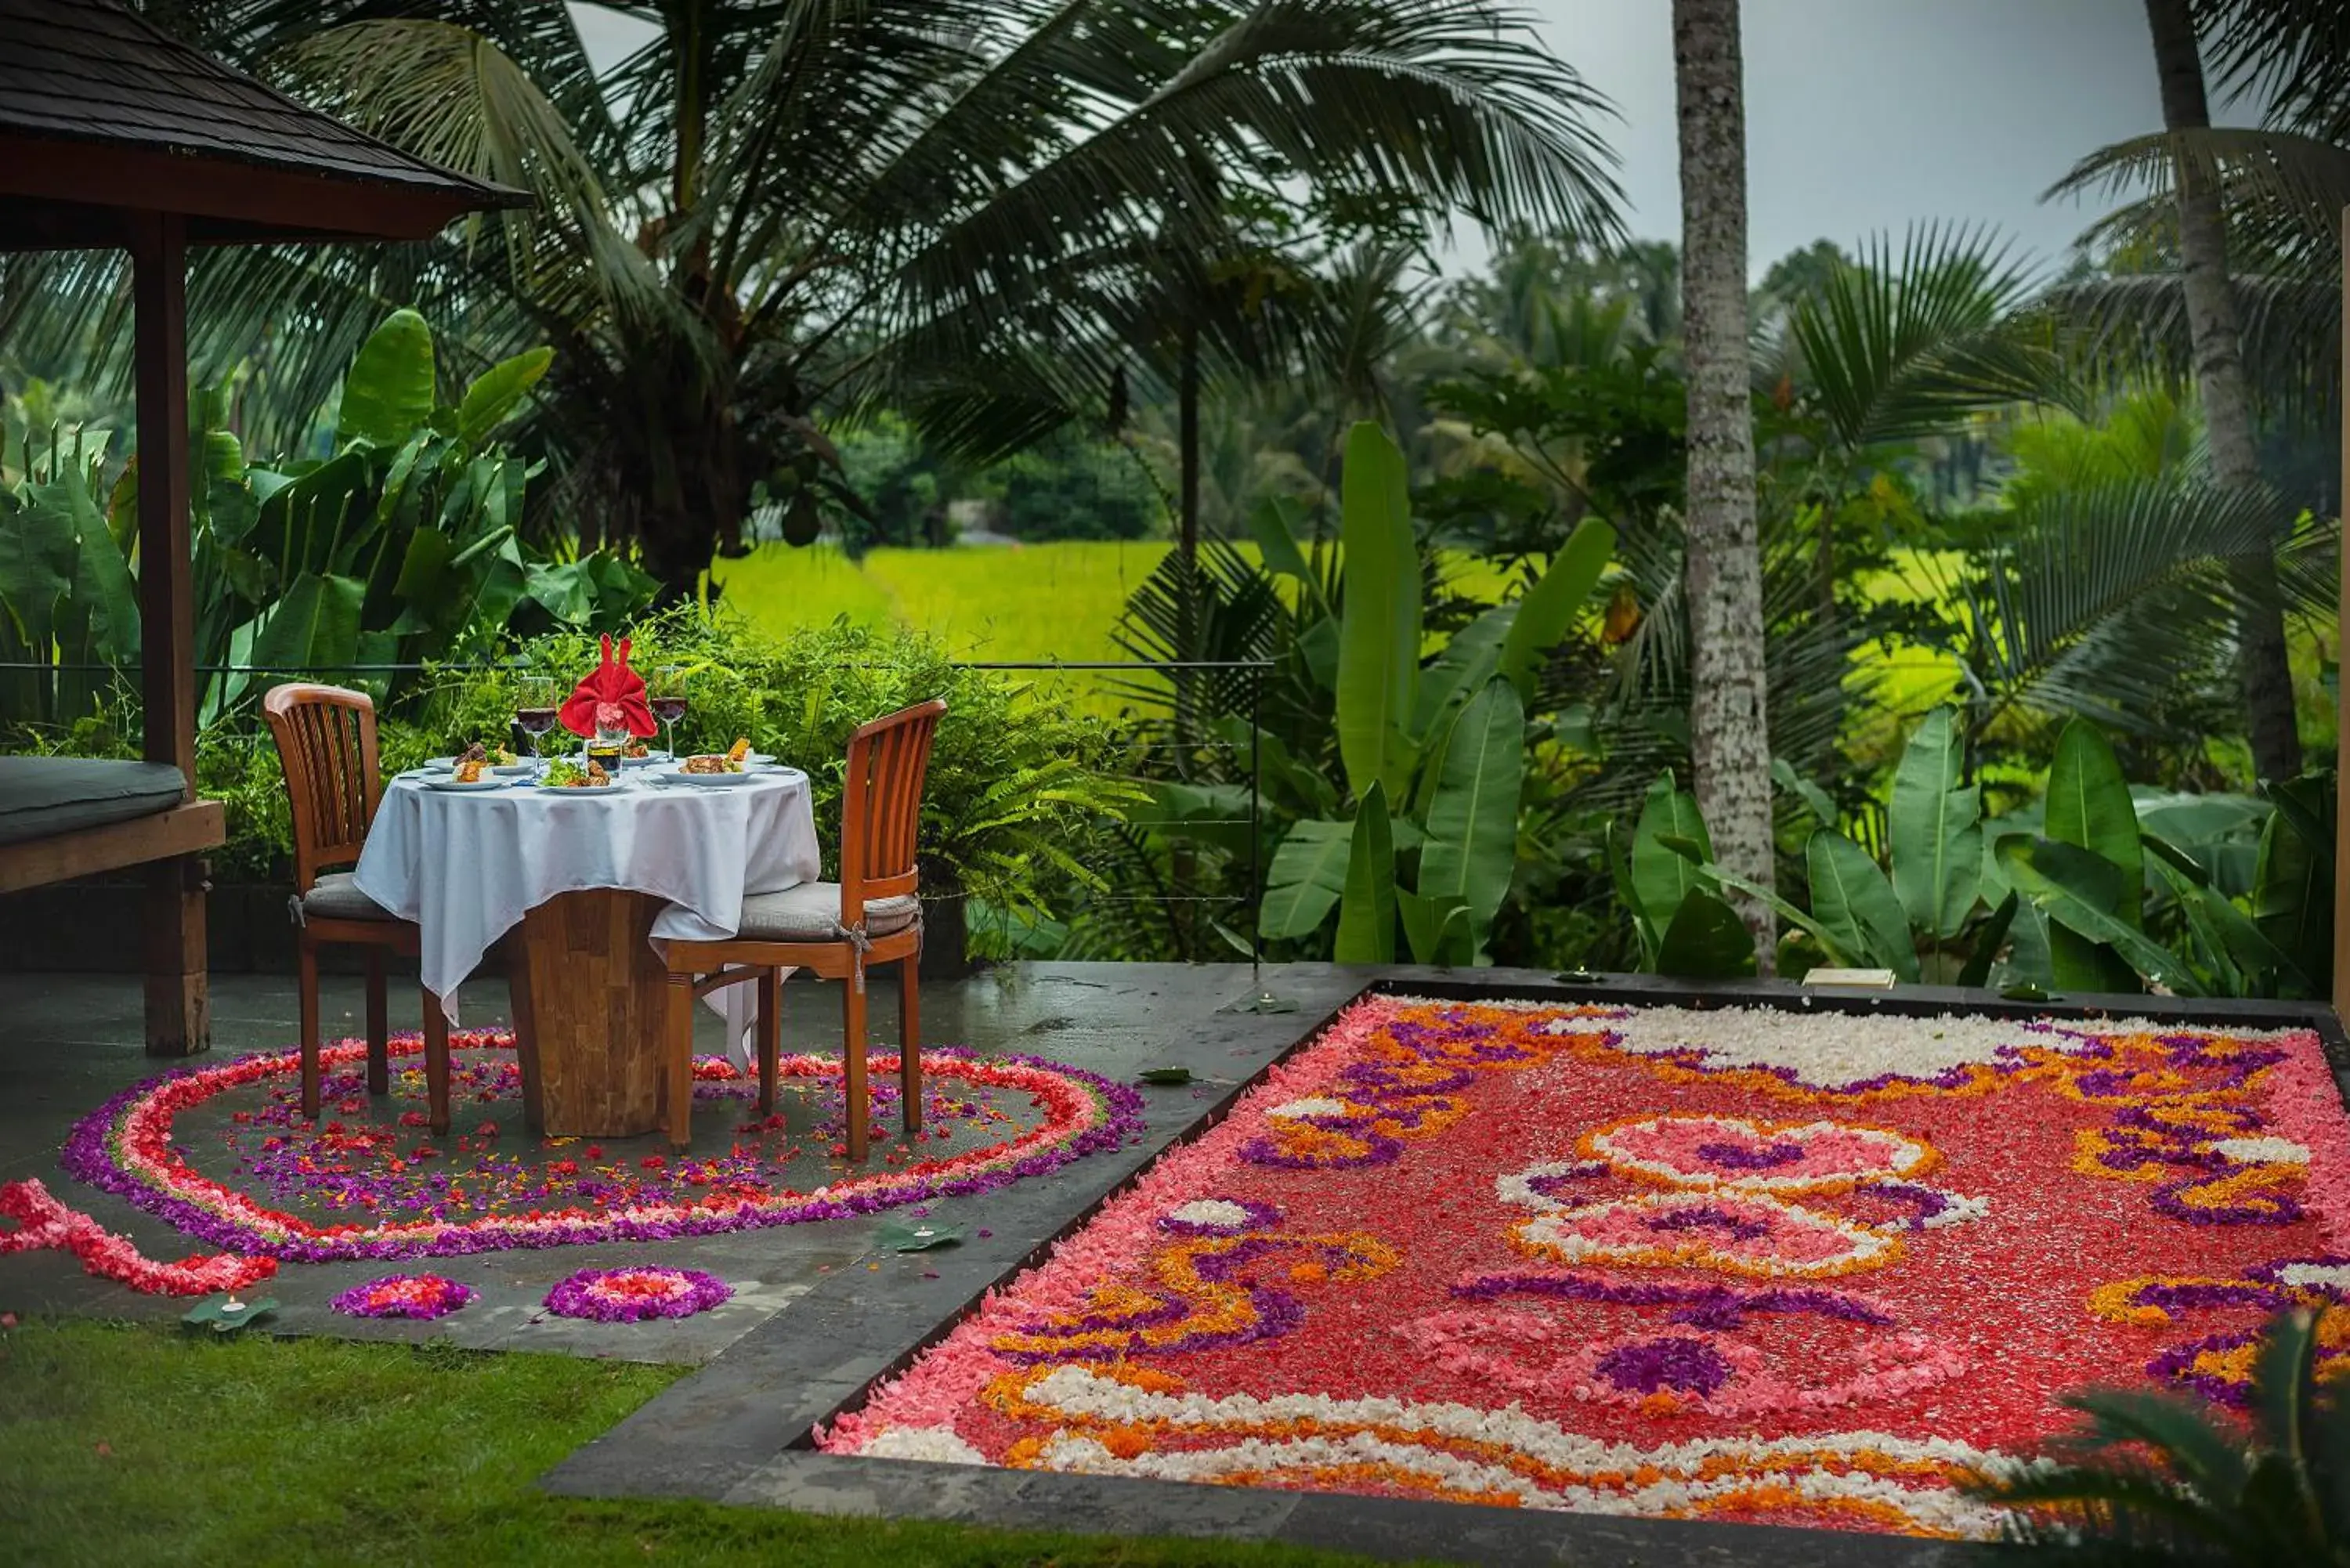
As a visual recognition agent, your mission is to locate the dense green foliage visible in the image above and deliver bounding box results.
[13,614,1133,931]
[1611,706,2331,998]
[0,310,656,728]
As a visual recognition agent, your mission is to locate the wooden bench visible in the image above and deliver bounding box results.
[0,756,225,1053]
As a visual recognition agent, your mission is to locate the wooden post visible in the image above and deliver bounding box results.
[2337,208,2350,1021]
[133,211,208,1057]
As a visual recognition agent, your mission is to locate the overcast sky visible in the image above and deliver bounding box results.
[1533,0,2225,275]
[571,0,2239,278]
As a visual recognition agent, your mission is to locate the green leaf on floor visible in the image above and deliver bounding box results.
[874,1221,964,1252]
[181,1295,277,1335]
[1137,1067,1196,1086]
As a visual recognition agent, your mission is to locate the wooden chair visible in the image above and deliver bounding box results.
[261,684,452,1136]
[653,699,945,1157]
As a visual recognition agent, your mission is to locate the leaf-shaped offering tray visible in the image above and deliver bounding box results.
[183,1295,278,1335]
[875,1221,964,1253]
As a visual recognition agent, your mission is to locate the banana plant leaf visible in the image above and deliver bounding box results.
[336,309,437,450]
[1260,818,1351,941]
[2046,718,2145,924]
[1955,890,2020,989]
[1806,829,1922,982]
[1334,422,1419,802]
[1606,817,1657,966]
[1408,604,1512,753]
[1888,706,1981,940]
[1655,890,1758,979]
[248,571,365,672]
[2254,774,2334,989]
[1495,516,1614,700]
[1398,888,1474,966]
[1678,843,1866,970]
[457,347,554,452]
[2144,833,2312,997]
[1629,771,1711,936]
[1334,782,1397,963]
[2043,721,2147,992]
[1418,679,1524,946]
[1994,834,2200,996]
[1771,757,1838,828]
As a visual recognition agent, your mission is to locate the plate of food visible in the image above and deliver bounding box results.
[620,738,671,768]
[538,757,617,791]
[450,740,533,775]
[428,750,509,791]
[673,739,757,784]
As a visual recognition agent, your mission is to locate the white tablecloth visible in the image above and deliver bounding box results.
[353,768,821,1064]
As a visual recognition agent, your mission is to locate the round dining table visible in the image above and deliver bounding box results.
[352,764,820,1138]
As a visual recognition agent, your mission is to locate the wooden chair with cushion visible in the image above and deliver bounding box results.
[653,699,945,1157]
[261,684,451,1136]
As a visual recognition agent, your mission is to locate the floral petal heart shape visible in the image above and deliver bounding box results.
[1582,1115,1938,1194]
[1512,1190,1903,1278]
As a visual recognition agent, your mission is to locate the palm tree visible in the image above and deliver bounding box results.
[2139,0,2301,782]
[2,0,1622,602]
[1672,0,1774,968]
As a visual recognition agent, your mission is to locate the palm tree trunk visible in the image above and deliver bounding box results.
[2145,0,2302,782]
[1673,0,1775,971]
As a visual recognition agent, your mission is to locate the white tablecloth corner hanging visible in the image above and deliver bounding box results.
[353,767,820,1068]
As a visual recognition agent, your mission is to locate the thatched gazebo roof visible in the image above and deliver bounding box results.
[0,0,525,247]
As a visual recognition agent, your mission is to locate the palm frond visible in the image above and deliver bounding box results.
[1943,476,2288,735]
[1789,222,2079,451]
[2048,126,2350,258]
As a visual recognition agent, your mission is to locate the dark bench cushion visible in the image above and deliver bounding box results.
[0,757,190,847]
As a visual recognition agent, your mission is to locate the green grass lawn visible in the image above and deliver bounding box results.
[0,1317,1383,1568]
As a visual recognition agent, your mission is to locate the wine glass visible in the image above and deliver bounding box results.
[649,666,688,760]
[515,676,559,772]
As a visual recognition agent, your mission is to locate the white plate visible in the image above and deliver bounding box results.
[535,780,620,793]
[745,752,775,765]
[670,769,755,786]
[491,761,537,775]
[421,757,456,773]
[620,750,671,768]
[425,777,508,793]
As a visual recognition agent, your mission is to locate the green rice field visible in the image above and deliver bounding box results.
[708,540,2334,760]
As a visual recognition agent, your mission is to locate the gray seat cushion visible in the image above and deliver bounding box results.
[301,871,396,923]
[0,757,188,847]
[734,882,920,942]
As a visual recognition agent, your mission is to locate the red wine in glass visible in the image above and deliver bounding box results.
[649,695,687,757]
[515,706,559,763]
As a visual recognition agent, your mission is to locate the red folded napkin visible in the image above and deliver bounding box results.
[558,634,658,738]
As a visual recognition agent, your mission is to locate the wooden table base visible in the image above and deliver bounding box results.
[505,888,671,1137]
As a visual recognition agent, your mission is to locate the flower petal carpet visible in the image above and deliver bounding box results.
[819,996,2350,1538]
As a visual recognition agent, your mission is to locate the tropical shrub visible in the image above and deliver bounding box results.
[1098,421,1612,965]
[12,612,1137,940]
[402,609,1141,926]
[1615,705,2331,999]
